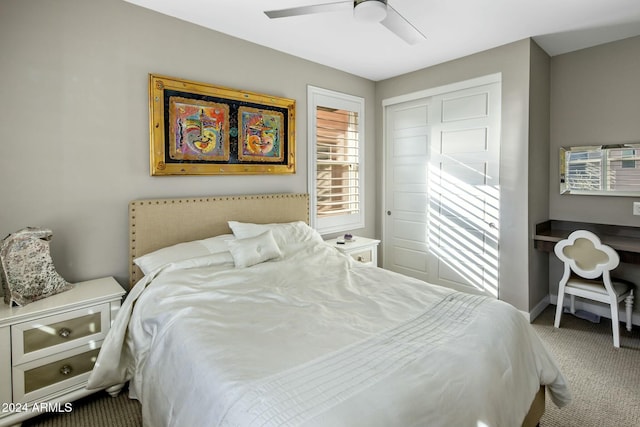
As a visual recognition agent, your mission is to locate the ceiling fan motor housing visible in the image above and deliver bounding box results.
[354,0,388,22]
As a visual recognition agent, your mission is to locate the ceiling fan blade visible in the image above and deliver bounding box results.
[380,4,426,45]
[265,1,351,19]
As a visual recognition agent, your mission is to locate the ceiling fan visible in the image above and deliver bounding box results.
[264,0,426,45]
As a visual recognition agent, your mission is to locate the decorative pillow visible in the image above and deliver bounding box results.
[0,227,73,306]
[134,234,235,275]
[228,221,323,249]
[226,230,283,268]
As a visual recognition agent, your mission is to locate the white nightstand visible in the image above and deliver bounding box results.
[325,236,381,266]
[0,277,125,427]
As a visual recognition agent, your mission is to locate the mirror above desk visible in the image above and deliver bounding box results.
[560,144,640,196]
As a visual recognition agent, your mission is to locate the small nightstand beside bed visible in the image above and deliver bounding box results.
[0,278,125,427]
[88,193,570,427]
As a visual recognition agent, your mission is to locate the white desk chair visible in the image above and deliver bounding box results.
[554,230,634,348]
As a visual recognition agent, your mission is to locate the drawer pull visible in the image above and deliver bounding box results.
[357,256,364,262]
[59,365,73,376]
[58,328,72,338]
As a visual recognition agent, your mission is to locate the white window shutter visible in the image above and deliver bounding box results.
[308,86,365,235]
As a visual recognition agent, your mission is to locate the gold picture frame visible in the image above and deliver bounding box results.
[149,74,296,175]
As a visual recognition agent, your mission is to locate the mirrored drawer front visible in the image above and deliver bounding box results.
[24,312,102,354]
[12,304,109,364]
[350,250,372,263]
[13,344,101,403]
[25,347,99,394]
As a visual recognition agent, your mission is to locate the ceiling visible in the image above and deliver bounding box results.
[124,0,640,81]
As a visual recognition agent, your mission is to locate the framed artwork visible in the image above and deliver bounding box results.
[149,74,296,175]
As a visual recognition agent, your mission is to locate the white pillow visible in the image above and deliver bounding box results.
[226,230,282,268]
[134,234,235,274]
[228,221,322,249]
[199,234,236,253]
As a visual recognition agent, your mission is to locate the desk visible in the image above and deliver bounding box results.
[534,220,640,264]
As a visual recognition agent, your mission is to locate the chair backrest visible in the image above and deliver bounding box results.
[554,230,619,279]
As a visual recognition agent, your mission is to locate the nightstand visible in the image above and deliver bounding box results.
[0,277,125,427]
[325,236,381,266]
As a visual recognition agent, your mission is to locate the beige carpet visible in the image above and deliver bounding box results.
[22,390,141,427]
[22,305,640,427]
[533,306,640,427]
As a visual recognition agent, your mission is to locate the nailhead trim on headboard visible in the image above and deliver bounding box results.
[128,193,309,287]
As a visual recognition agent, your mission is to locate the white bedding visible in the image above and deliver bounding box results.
[88,239,570,427]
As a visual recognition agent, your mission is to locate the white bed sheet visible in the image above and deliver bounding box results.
[88,240,570,427]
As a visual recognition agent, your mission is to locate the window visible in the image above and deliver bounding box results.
[308,86,365,235]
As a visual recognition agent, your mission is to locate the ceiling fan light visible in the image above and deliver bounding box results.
[354,1,387,23]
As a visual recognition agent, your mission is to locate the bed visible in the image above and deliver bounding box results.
[88,193,570,427]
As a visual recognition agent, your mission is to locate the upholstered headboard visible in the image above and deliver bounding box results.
[128,193,309,286]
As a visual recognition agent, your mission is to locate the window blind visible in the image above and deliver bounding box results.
[316,107,360,219]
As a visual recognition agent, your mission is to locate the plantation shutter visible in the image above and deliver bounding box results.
[308,86,365,235]
[316,107,360,219]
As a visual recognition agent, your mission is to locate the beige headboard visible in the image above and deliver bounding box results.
[129,193,309,286]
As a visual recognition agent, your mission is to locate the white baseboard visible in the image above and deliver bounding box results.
[527,295,550,322]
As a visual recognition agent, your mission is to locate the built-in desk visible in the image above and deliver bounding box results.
[534,220,640,264]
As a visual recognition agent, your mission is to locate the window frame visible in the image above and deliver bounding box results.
[307,85,365,235]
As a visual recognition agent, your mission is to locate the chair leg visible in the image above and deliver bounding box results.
[625,290,634,332]
[611,301,621,348]
[570,295,576,314]
[554,290,565,329]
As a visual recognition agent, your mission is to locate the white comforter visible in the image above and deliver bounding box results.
[88,240,570,427]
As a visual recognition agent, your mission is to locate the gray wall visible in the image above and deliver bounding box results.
[3,0,638,316]
[528,40,551,311]
[375,39,537,313]
[0,0,376,288]
[549,35,640,315]
[549,35,640,224]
